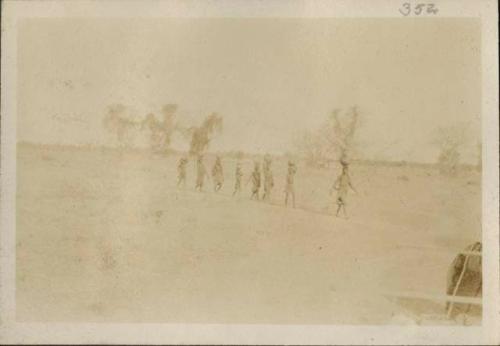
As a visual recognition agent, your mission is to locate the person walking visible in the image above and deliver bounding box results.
[211,155,224,192]
[331,160,356,218]
[195,155,209,192]
[177,156,188,188]
[249,161,261,200]
[233,161,244,196]
[262,155,274,201]
[285,160,297,208]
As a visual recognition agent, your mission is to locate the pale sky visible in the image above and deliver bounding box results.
[18,18,481,163]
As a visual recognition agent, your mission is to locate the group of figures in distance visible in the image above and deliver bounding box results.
[102,103,360,217]
[102,103,478,218]
[102,102,483,319]
[176,107,360,217]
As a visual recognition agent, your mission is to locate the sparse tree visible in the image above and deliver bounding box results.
[140,104,178,154]
[178,113,223,157]
[330,106,359,163]
[433,125,468,176]
[102,104,138,148]
[293,106,360,167]
[293,129,329,167]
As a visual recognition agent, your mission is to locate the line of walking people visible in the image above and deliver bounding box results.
[176,154,298,207]
[176,154,356,217]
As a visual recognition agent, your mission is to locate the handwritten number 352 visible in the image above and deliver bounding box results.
[399,3,439,16]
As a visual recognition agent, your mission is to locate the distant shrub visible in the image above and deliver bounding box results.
[432,125,468,177]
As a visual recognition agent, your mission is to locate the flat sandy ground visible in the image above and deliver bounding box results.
[16,144,482,324]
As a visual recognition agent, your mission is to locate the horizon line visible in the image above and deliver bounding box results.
[17,140,481,169]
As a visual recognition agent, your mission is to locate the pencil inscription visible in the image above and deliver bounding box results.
[399,3,439,16]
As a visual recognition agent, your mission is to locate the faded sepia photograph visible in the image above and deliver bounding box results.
[14,16,484,326]
[2,1,499,343]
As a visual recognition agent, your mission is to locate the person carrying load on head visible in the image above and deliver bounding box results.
[331,159,356,218]
[211,155,224,192]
